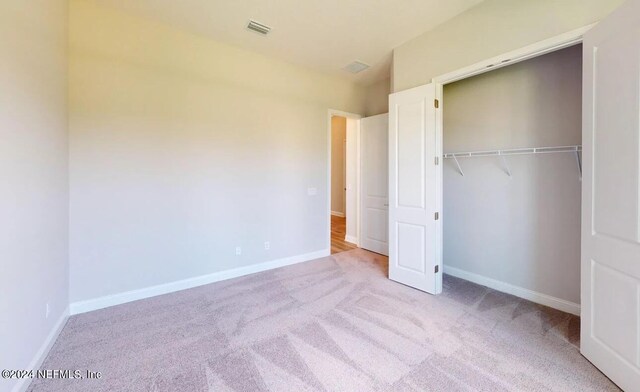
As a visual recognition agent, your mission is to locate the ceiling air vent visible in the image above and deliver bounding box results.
[247,20,271,35]
[343,61,370,74]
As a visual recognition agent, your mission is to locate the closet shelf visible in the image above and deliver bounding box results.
[443,145,582,179]
[443,145,581,159]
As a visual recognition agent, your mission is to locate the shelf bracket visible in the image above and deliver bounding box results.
[452,155,464,176]
[499,153,512,177]
[575,150,582,181]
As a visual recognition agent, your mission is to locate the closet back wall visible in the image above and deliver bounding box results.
[443,45,582,305]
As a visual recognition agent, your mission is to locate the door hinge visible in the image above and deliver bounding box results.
[434,212,439,220]
[435,265,439,273]
[434,99,439,109]
[435,156,439,165]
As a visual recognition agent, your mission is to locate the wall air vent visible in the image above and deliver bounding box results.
[247,20,271,35]
[342,61,370,74]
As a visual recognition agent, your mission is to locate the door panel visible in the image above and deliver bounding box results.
[582,0,640,389]
[397,103,425,208]
[360,114,389,255]
[397,223,426,273]
[592,29,640,243]
[591,260,638,365]
[366,209,387,242]
[389,83,441,294]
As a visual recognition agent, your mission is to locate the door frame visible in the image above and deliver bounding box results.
[432,24,594,86]
[430,23,594,314]
[327,109,362,251]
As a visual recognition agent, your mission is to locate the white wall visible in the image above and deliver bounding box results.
[68,0,367,305]
[443,45,582,304]
[364,78,390,117]
[331,116,346,215]
[392,0,623,92]
[0,1,69,392]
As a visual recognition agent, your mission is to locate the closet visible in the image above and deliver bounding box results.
[442,44,583,313]
[391,7,640,387]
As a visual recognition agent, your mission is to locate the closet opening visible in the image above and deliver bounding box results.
[441,43,583,317]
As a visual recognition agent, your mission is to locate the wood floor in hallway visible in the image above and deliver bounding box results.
[331,215,357,254]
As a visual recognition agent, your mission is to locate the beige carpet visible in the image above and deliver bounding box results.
[29,249,619,391]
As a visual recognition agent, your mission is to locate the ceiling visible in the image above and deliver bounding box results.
[92,0,483,86]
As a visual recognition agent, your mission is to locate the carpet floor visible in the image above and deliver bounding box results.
[29,249,619,391]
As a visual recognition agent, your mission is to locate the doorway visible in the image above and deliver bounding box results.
[441,44,583,315]
[327,110,390,256]
[330,114,356,254]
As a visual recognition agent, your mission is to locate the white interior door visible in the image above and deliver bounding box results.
[581,0,640,390]
[389,83,442,294]
[360,113,389,256]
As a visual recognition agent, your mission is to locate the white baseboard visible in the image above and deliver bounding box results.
[331,211,345,217]
[14,307,69,392]
[344,235,358,245]
[70,249,330,315]
[443,266,581,316]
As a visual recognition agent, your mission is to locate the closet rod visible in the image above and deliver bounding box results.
[443,145,581,159]
[443,145,582,179]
